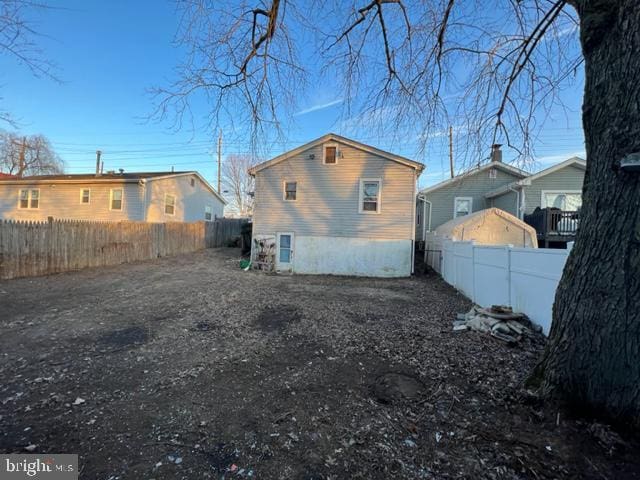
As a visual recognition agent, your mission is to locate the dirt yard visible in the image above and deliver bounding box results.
[0,249,638,479]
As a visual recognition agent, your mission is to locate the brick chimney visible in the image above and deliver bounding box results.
[491,144,502,163]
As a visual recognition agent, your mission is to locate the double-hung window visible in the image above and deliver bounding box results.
[110,188,123,210]
[359,179,381,213]
[165,194,176,215]
[454,197,472,218]
[18,189,39,209]
[80,188,91,204]
[205,205,213,221]
[284,182,297,201]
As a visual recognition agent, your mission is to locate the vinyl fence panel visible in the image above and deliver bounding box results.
[424,233,570,334]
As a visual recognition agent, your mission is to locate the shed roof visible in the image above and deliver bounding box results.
[434,207,538,248]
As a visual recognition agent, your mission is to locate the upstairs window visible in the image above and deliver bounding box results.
[110,188,123,210]
[205,205,213,221]
[284,181,297,201]
[488,168,497,179]
[543,191,582,211]
[165,194,176,215]
[454,197,472,218]
[190,178,195,187]
[19,189,39,209]
[80,188,91,204]
[359,179,381,213]
[323,144,338,164]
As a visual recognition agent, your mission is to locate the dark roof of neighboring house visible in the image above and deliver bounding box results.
[419,161,529,195]
[8,171,191,181]
[0,171,227,204]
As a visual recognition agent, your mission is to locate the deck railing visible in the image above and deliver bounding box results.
[524,208,580,238]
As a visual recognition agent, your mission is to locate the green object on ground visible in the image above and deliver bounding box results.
[239,259,251,270]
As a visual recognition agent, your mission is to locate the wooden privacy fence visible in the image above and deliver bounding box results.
[0,219,206,280]
[205,218,248,248]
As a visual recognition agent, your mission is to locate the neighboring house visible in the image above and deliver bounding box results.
[484,156,586,247]
[249,133,425,277]
[416,148,528,241]
[484,157,586,218]
[0,171,226,222]
[416,153,586,248]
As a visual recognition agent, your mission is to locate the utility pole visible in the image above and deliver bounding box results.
[217,130,222,193]
[449,125,454,178]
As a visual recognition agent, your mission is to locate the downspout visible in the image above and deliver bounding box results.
[417,193,431,239]
[140,179,148,222]
[507,184,523,219]
[411,172,417,274]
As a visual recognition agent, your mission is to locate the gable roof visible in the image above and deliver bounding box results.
[0,171,227,204]
[248,133,425,175]
[484,156,586,199]
[419,161,528,195]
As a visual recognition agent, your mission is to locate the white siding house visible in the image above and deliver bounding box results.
[0,171,225,222]
[249,134,424,277]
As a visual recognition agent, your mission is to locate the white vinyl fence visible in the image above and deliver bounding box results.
[425,233,571,334]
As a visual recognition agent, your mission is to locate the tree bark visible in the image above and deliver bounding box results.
[531,0,640,426]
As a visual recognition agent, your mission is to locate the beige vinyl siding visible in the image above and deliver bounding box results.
[0,182,144,221]
[253,142,417,240]
[523,165,585,214]
[145,174,224,222]
[424,167,522,230]
[491,190,519,217]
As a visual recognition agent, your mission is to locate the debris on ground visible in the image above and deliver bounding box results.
[453,305,542,343]
[1,249,638,479]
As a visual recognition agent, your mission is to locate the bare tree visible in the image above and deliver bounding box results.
[157,0,640,426]
[0,0,58,125]
[222,153,255,217]
[0,131,64,176]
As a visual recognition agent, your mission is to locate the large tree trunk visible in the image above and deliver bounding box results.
[531,0,640,426]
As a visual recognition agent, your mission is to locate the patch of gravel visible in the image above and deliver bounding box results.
[0,248,638,479]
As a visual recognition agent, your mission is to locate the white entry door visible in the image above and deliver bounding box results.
[276,232,294,271]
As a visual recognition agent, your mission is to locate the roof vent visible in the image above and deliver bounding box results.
[491,144,502,163]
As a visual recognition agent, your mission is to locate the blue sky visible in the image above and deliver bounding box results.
[0,1,586,189]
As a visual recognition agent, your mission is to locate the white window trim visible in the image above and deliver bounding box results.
[358,178,382,214]
[323,143,339,165]
[283,180,297,201]
[488,168,497,179]
[80,188,91,205]
[18,188,40,210]
[453,196,473,218]
[540,190,582,209]
[205,205,213,221]
[109,188,124,211]
[164,193,176,216]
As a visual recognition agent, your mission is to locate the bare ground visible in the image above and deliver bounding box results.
[0,248,638,479]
